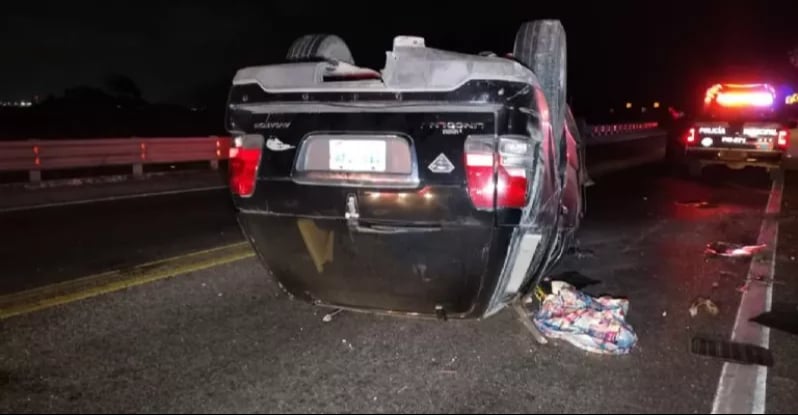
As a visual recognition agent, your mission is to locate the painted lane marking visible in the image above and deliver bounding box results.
[0,241,254,320]
[712,175,783,414]
[0,185,227,214]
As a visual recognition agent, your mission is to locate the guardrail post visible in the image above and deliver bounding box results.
[29,141,42,183]
[134,140,145,177]
[210,137,222,170]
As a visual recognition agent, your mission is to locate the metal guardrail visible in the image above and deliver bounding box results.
[588,122,660,136]
[0,137,231,182]
[0,123,664,183]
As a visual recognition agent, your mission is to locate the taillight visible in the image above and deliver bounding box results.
[778,129,790,149]
[229,135,263,197]
[464,136,495,210]
[686,127,696,144]
[464,135,533,210]
[496,137,533,208]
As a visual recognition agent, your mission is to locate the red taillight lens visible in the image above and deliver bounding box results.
[686,127,696,144]
[464,147,495,210]
[464,135,532,210]
[497,166,528,208]
[229,146,261,197]
[778,129,790,148]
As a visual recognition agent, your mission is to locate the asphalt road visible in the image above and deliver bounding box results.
[0,187,242,294]
[1,165,797,413]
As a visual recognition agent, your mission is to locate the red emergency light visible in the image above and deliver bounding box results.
[704,83,776,108]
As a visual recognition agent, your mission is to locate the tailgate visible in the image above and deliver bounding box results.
[236,110,498,227]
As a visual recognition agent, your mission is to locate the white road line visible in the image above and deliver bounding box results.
[0,185,227,213]
[712,176,783,414]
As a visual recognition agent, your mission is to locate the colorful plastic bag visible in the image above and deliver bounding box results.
[533,281,637,355]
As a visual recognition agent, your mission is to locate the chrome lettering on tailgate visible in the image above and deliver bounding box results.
[426,121,485,135]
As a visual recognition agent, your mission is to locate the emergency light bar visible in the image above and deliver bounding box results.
[704,83,776,108]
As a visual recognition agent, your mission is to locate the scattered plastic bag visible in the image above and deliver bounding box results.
[705,242,767,258]
[689,297,719,317]
[533,281,637,355]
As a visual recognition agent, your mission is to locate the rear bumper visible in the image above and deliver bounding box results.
[685,147,783,168]
[238,211,518,319]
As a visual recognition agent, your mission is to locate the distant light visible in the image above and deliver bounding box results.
[609,108,615,113]
[625,102,632,109]
[641,107,647,113]
[786,93,798,105]
[653,101,661,109]
[423,192,434,200]
[368,192,381,199]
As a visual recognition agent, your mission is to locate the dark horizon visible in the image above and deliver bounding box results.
[3,1,798,113]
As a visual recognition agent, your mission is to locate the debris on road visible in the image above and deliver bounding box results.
[689,297,719,317]
[542,271,600,290]
[322,309,343,323]
[705,242,767,258]
[691,337,774,366]
[533,281,637,355]
[565,246,596,259]
[747,274,783,286]
[675,200,716,209]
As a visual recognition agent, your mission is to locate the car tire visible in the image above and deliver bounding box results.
[513,20,567,144]
[286,34,355,65]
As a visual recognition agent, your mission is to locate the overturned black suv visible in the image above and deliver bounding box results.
[226,21,585,319]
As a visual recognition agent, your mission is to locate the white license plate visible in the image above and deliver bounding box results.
[329,139,386,172]
[721,136,747,144]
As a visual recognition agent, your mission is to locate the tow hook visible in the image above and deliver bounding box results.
[345,194,359,228]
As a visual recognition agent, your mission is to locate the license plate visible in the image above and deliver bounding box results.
[721,136,747,145]
[329,139,386,172]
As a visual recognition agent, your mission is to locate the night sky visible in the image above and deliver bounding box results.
[3,1,798,112]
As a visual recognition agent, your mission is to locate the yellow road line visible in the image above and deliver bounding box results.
[0,242,255,320]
